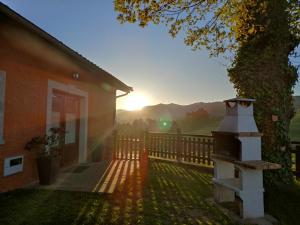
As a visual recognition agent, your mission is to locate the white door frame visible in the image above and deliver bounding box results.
[46,80,88,163]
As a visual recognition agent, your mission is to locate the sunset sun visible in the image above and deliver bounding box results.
[121,92,150,111]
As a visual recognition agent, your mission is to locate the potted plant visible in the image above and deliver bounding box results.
[26,127,65,185]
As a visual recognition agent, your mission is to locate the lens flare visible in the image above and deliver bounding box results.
[120,92,151,111]
[158,116,173,132]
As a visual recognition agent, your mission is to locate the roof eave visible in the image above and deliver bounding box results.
[0,2,131,92]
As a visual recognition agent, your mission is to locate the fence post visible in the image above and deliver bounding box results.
[144,130,149,156]
[176,128,182,162]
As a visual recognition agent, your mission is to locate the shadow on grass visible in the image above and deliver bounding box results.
[0,159,234,225]
[265,181,300,225]
[141,160,234,225]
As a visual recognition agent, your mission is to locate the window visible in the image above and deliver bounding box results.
[65,113,76,144]
[0,70,6,144]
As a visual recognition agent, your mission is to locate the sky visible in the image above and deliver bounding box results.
[1,0,299,109]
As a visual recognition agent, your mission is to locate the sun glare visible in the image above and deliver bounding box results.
[121,92,150,111]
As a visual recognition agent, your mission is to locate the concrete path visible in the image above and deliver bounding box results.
[38,161,110,192]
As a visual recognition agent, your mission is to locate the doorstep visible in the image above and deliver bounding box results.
[36,161,110,192]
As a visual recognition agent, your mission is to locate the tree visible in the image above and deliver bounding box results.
[186,108,209,119]
[114,0,300,183]
[228,1,299,183]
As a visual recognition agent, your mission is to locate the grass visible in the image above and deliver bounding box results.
[185,110,300,140]
[182,110,300,140]
[2,160,300,225]
[290,109,300,141]
[141,161,233,225]
[265,181,300,225]
[181,117,221,136]
[0,160,234,225]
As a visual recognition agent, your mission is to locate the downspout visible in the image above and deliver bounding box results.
[114,90,131,124]
[111,89,132,160]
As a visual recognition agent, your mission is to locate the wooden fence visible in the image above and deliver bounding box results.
[146,131,214,166]
[113,134,145,160]
[291,141,300,178]
[113,129,214,167]
[113,131,300,177]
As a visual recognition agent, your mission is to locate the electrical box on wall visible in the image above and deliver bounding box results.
[3,155,24,176]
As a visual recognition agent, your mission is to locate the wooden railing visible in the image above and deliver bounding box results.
[113,134,145,160]
[146,130,214,166]
[291,141,300,178]
[113,129,214,167]
[113,131,300,177]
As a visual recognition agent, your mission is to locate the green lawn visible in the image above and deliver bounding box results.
[290,109,300,141]
[185,110,300,140]
[0,160,233,225]
[265,181,300,225]
[1,160,300,225]
[187,123,220,136]
[181,117,221,135]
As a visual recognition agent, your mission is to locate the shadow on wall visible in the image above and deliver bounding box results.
[89,136,114,162]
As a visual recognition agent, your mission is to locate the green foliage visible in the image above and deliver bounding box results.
[114,0,300,183]
[228,0,298,184]
[114,0,300,56]
[117,119,150,135]
[118,109,299,138]
[25,127,66,157]
[185,107,209,119]
[117,108,218,135]
[263,150,293,184]
[117,118,179,134]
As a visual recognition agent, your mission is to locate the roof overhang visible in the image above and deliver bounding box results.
[0,2,133,93]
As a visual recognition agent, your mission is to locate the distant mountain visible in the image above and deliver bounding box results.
[117,101,225,123]
[117,96,300,123]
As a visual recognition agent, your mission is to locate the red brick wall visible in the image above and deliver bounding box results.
[0,17,117,192]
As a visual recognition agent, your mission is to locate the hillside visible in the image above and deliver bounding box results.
[290,109,300,141]
[117,96,300,123]
[117,101,225,123]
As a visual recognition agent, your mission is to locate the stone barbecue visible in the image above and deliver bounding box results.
[211,98,281,219]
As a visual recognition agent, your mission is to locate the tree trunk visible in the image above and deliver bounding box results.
[228,0,298,184]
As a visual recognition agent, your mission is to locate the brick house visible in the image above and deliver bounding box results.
[0,3,132,192]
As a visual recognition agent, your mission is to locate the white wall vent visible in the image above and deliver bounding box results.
[3,155,24,176]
